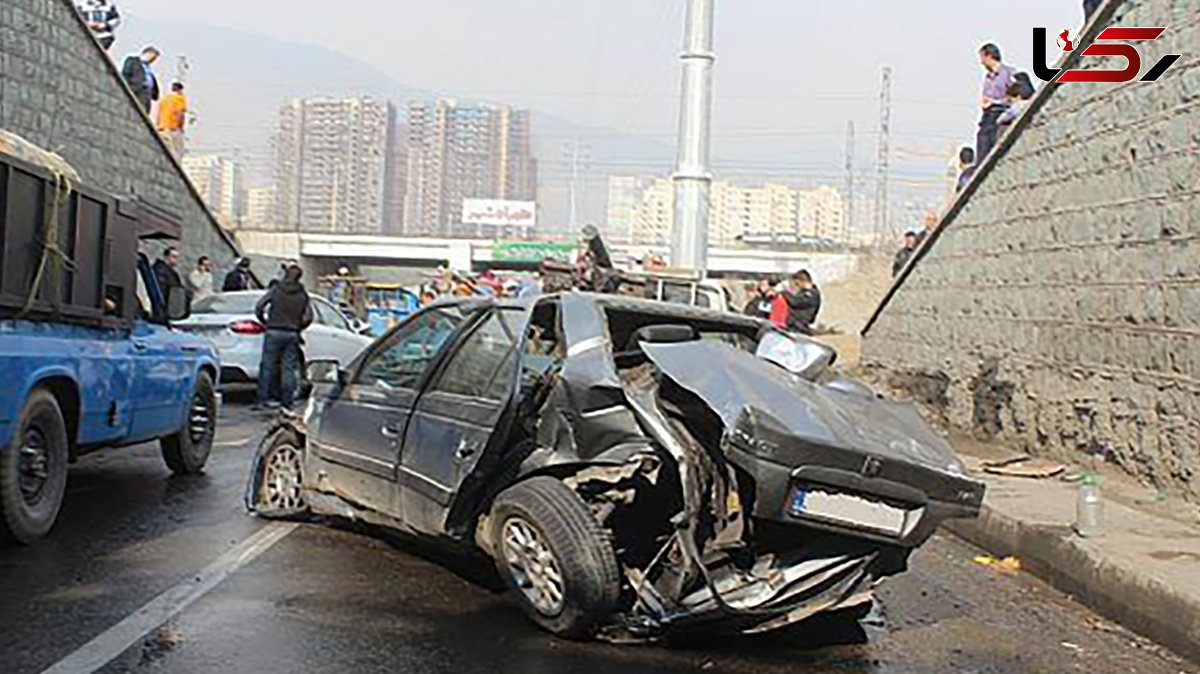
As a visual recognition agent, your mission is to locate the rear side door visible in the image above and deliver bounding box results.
[399,309,523,535]
[310,307,466,515]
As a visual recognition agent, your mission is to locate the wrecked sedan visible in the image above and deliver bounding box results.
[247,293,984,639]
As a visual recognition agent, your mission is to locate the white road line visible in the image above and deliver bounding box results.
[39,522,299,674]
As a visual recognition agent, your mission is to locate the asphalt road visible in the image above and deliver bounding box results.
[0,403,1193,674]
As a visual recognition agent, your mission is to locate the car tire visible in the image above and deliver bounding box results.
[161,371,216,475]
[0,388,70,544]
[489,476,621,638]
[253,427,307,518]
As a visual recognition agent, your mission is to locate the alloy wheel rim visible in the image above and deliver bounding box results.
[264,445,304,511]
[501,517,565,617]
[18,427,50,506]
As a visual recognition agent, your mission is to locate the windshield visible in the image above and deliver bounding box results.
[192,293,263,315]
[755,331,836,380]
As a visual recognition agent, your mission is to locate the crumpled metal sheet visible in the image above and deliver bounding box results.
[641,339,966,476]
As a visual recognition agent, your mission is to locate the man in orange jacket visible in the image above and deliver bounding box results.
[157,82,188,158]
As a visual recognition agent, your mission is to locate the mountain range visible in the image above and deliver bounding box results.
[113,17,675,230]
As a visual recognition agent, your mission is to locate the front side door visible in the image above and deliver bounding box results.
[128,320,189,442]
[311,307,466,515]
[400,309,523,534]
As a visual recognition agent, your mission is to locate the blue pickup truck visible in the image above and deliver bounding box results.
[0,149,221,544]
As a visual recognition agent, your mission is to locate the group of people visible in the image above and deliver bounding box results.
[74,2,191,157]
[149,249,255,306]
[891,39,1041,279]
[741,270,823,336]
[149,248,311,410]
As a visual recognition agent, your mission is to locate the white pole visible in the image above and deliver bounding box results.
[670,0,715,274]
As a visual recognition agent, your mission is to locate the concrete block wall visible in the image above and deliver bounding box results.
[861,0,1200,498]
[0,0,240,271]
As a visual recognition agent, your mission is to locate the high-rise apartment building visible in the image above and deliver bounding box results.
[602,177,674,247]
[243,186,277,230]
[608,177,799,248]
[182,154,241,228]
[403,100,537,237]
[799,185,847,242]
[274,97,397,233]
[709,181,798,246]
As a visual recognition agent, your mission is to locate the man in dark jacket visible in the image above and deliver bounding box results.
[75,0,121,49]
[152,246,183,298]
[893,232,919,277]
[121,46,161,113]
[780,269,822,336]
[254,265,313,409]
[222,258,253,292]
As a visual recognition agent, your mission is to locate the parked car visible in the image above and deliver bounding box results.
[247,293,983,639]
[0,145,221,544]
[176,291,373,385]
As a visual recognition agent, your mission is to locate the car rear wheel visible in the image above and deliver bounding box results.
[254,427,307,518]
[0,389,70,544]
[489,477,621,638]
[161,371,216,475]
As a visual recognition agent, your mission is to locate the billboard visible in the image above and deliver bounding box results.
[462,199,537,228]
[492,241,574,263]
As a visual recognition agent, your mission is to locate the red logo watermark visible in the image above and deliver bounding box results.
[1034,26,1181,83]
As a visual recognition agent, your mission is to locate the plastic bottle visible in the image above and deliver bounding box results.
[1074,474,1104,538]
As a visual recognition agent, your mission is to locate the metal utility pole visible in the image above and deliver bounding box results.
[874,66,893,248]
[844,120,855,240]
[565,140,582,231]
[671,0,715,274]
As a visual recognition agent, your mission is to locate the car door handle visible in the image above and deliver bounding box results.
[381,424,402,439]
[455,439,481,460]
[133,340,148,351]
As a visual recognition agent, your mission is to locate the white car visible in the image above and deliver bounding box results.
[177,291,373,384]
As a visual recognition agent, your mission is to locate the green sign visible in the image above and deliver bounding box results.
[492,241,574,263]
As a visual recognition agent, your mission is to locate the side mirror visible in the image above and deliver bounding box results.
[307,359,343,386]
[167,286,191,322]
[351,319,372,336]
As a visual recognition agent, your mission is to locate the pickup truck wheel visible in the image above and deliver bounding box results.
[0,389,69,544]
[161,371,216,475]
[489,477,621,639]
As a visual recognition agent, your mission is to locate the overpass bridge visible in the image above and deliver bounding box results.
[234,231,858,283]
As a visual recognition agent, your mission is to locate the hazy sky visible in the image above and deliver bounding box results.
[116,0,1085,222]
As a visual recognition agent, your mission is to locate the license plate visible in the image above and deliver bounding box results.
[791,487,910,536]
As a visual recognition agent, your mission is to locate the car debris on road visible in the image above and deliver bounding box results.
[246,292,985,640]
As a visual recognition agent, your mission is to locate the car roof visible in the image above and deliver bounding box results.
[434,291,761,327]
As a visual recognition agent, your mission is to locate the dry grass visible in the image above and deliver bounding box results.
[815,255,894,367]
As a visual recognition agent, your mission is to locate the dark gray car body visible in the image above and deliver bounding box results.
[248,292,984,637]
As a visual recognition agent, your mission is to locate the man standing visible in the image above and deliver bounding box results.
[254,266,313,409]
[121,46,161,114]
[976,43,1015,162]
[956,146,976,193]
[742,278,776,320]
[152,247,183,298]
[893,232,919,277]
[189,257,215,304]
[75,0,121,49]
[157,82,189,158]
[780,270,822,336]
[222,258,253,292]
[914,210,939,247]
